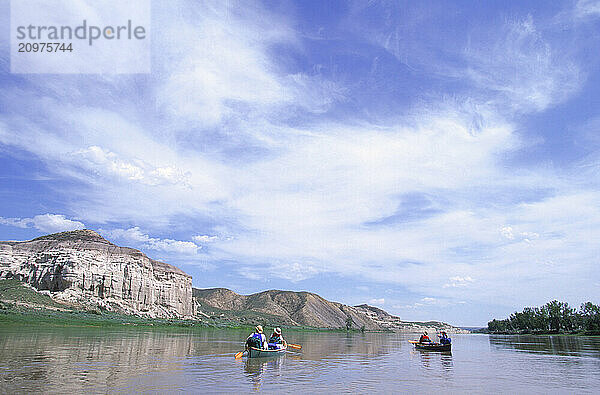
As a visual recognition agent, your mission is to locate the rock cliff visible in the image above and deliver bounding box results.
[0,230,192,318]
[353,304,468,333]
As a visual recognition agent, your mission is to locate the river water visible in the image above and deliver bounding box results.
[1,325,599,393]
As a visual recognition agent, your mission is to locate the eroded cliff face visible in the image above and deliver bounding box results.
[0,230,192,318]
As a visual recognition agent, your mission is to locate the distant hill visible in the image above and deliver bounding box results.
[192,288,379,329]
[193,288,469,333]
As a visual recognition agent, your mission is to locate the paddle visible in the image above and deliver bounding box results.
[287,343,302,350]
[234,350,246,359]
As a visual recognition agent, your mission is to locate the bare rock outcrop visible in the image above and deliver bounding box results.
[0,230,192,318]
[353,304,469,334]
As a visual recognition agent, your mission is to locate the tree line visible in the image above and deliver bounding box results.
[487,300,600,335]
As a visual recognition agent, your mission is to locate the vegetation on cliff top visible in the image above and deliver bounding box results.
[487,300,600,335]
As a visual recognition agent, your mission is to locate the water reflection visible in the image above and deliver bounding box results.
[1,327,599,393]
[411,349,453,372]
[287,331,390,361]
[242,355,284,391]
[0,327,199,393]
[489,334,600,358]
[440,352,453,371]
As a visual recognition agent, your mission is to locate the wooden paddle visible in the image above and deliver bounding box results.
[287,343,302,350]
[234,350,246,359]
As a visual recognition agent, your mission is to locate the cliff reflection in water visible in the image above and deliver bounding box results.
[0,327,198,393]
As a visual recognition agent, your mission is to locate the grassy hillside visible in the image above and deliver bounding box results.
[193,287,382,330]
[0,279,66,309]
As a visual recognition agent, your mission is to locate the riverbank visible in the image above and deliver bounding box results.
[476,329,600,336]
[0,301,375,333]
[0,278,320,332]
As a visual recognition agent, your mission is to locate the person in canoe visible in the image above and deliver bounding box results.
[438,331,451,345]
[246,325,268,350]
[268,327,286,350]
[419,331,431,343]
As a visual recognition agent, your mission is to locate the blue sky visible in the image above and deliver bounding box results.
[1,0,600,326]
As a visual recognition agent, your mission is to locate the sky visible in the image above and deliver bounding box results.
[1,0,600,326]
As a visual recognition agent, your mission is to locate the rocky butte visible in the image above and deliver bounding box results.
[0,229,192,318]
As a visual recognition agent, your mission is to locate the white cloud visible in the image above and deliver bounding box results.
[501,225,541,243]
[237,269,263,281]
[155,1,342,129]
[0,217,28,229]
[368,298,385,305]
[575,0,600,19]
[74,146,191,186]
[148,239,200,255]
[399,297,445,309]
[463,16,581,113]
[0,214,85,233]
[267,261,321,282]
[100,227,200,255]
[501,226,515,240]
[364,8,581,115]
[193,235,219,243]
[443,277,475,288]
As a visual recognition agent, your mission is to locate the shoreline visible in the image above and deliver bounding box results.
[0,304,395,334]
[483,331,600,337]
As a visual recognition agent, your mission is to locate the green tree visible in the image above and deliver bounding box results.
[543,300,574,332]
[488,300,600,334]
[580,302,600,333]
[488,318,509,333]
[345,316,353,330]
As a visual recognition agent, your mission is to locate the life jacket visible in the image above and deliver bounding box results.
[269,334,282,344]
[246,332,263,348]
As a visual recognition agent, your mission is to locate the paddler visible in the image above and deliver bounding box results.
[268,327,286,349]
[419,331,431,343]
[246,325,268,350]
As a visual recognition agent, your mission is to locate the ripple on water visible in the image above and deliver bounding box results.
[1,329,600,393]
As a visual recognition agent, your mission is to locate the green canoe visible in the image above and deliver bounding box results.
[413,342,451,352]
[247,345,287,358]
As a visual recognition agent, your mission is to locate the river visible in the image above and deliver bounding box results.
[1,325,599,393]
